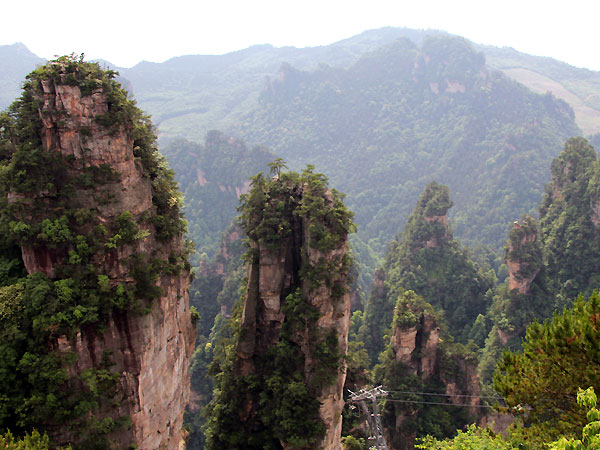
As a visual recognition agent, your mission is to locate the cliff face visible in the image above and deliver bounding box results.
[364,181,491,355]
[423,212,449,248]
[380,291,481,450]
[506,220,540,294]
[538,137,600,301]
[2,57,195,449]
[206,169,354,450]
[237,219,351,450]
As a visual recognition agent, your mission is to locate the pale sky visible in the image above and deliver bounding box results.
[2,0,600,71]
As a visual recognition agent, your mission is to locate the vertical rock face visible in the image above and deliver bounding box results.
[381,291,481,450]
[390,292,480,403]
[423,213,449,248]
[506,219,540,295]
[237,225,351,449]
[3,58,195,449]
[391,309,440,379]
[206,169,354,450]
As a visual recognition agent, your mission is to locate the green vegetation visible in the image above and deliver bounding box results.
[549,387,600,450]
[204,163,353,449]
[373,291,477,448]
[237,35,580,258]
[482,44,600,135]
[1,34,600,450]
[415,387,600,450]
[495,292,600,444]
[0,55,188,448]
[361,182,493,362]
[539,137,600,303]
[161,133,275,261]
[0,429,71,450]
[416,424,514,450]
[419,290,600,450]
[479,138,600,382]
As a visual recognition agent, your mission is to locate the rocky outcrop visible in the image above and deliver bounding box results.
[236,194,351,450]
[7,60,196,449]
[207,170,354,450]
[506,219,540,295]
[423,212,449,248]
[391,308,440,379]
[384,291,481,450]
[60,273,195,449]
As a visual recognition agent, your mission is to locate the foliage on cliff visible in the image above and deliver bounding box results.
[205,163,353,449]
[236,35,580,255]
[372,290,477,448]
[539,137,600,304]
[360,182,493,361]
[0,55,189,447]
[161,133,274,261]
[480,138,600,382]
[494,291,600,446]
[185,222,248,449]
[416,424,514,450]
[0,429,72,450]
[419,290,600,450]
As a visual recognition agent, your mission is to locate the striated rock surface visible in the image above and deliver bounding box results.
[207,169,354,450]
[237,196,351,449]
[5,58,195,449]
[506,219,540,294]
[382,291,482,450]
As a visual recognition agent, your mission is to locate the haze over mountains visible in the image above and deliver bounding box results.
[3,26,597,262]
[2,28,600,136]
[3,25,600,450]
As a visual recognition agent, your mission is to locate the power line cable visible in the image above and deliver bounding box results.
[384,398,498,408]
[383,389,504,400]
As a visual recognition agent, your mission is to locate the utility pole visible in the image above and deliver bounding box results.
[348,386,390,450]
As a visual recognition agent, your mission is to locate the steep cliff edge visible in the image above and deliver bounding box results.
[205,165,354,450]
[506,219,540,295]
[361,182,492,363]
[376,291,481,450]
[0,56,195,449]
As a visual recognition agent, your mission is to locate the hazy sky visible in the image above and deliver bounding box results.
[2,0,599,70]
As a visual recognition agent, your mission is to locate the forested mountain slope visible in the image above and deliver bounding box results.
[0,35,591,258]
[481,45,600,135]
[3,27,598,140]
[479,137,600,381]
[236,35,580,251]
[160,133,274,259]
[117,29,422,141]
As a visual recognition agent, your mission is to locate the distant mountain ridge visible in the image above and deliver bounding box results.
[234,35,580,252]
[0,30,592,256]
[0,42,44,109]
[2,28,599,136]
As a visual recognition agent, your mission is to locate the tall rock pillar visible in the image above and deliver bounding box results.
[2,57,195,449]
[207,168,354,450]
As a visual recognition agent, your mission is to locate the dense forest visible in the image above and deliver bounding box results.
[1,28,600,450]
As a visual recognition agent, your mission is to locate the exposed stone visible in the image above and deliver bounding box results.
[423,213,449,248]
[393,326,418,366]
[387,294,481,450]
[58,270,195,449]
[17,73,195,449]
[391,309,440,378]
[506,220,539,294]
[441,358,481,417]
[445,80,466,93]
[233,186,351,450]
